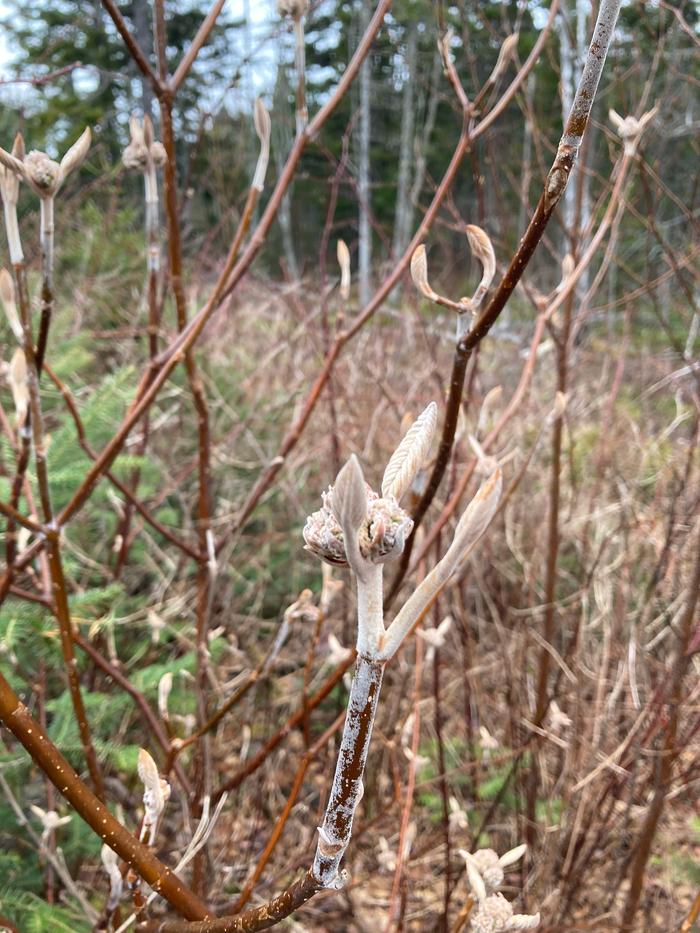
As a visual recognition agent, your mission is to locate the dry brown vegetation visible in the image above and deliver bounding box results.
[0,1,698,932]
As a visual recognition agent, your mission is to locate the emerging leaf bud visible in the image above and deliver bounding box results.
[58,127,91,184]
[8,348,29,427]
[150,141,167,167]
[24,151,61,196]
[381,402,437,501]
[303,485,413,568]
[278,0,309,19]
[0,268,22,342]
[252,97,271,191]
[337,239,351,300]
[101,844,123,910]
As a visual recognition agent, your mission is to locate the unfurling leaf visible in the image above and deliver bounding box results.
[382,402,438,501]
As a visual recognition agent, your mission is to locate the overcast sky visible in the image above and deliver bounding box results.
[0,0,279,119]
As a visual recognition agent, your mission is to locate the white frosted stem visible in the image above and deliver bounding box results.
[312,654,385,888]
[144,170,160,272]
[356,564,384,656]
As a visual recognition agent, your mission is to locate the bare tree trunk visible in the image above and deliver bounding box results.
[575,0,592,296]
[273,56,300,280]
[391,25,417,263]
[516,73,536,237]
[557,0,576,240]
[358,0,372,305]
[132,0,154,117]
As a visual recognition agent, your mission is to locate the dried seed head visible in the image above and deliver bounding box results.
[8,348,28,427]
[337,239,351,300]
[382,402,438,501]
[253,97,271,191]
[0,268,22,342]
[24,151,61,196]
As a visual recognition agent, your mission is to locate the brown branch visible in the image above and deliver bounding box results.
[170,0,226,92]
[136,871,321,932]
[73,632,192,797]
[101,0,162,95]
[213,653,354,802]
[227,711,345,914]
[619,520,700,930]
[0,669,210,920]
[11,261,105,800]
[388,0,620,598]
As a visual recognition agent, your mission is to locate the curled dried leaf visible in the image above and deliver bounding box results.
[410,244,437,301]
[466,224,496,305]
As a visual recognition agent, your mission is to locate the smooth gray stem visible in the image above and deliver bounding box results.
[312,654,385,888]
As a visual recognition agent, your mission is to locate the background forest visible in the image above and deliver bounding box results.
[0,0,698,931]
